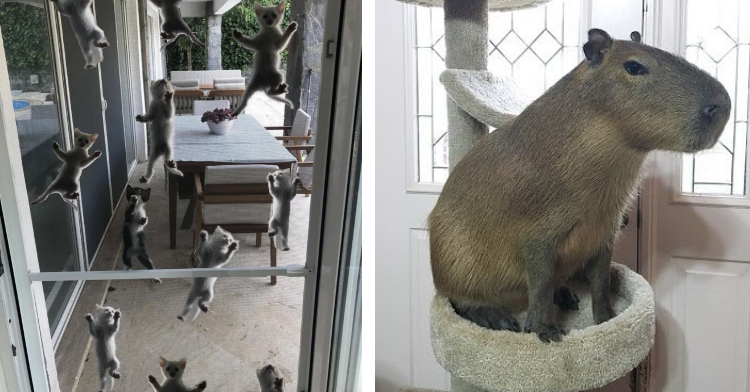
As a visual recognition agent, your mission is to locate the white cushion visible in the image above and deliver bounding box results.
[290,109,311,138]
[214,83,246,90]
[214,77,246,85]
[203,204,271,225]
[205,164,280,185]
[174,86,201,91]
[171,79,200,88]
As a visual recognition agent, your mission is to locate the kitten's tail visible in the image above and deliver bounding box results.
[267,94,294,109]
[185,29,206,48]
[230,83,262,117]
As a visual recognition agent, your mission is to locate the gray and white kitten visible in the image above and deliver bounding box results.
[257,364,285,392]
[136,79,183,183]
[85,304,121,392]
[178,226,239,322]
[31,128,102,210]
[230,1,297,116]
[267,169,301,251]
[147,356,207,392]
[50,0,108,68]
[123,185,162,283]
[148,0,206,50]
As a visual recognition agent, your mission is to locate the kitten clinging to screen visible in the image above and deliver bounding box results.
[230,1,297,116]
[148,0,206,50]
[85,304,121,392]
[122,185,161,283]
[257,364,285,392]
[136,79,183,184]
[50,0,108,68]
[31,128,102,210]
[147,356,207,392]
[268,169,301,251]
[178,226,239,322]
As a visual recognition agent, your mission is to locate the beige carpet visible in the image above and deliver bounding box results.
[56,162,308,391]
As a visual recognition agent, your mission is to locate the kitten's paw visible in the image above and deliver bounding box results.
[231,30,243,39]
[294,177,302,185]
[282,247,290,251]
[70,192,80,199]
[148,375,158,385]
[111,371,120,379]
[135,114,145,122]
[228,241,239,251]
[93,150,102,158]
[268,173,274,181]
[177,315,184,321]
[52,141,60,150]
[164,91,173,100]
[199,303,209,313]
[196,381,207,390]
[152,278,162,284]
[85,313,93,322]
[288,21,298,32]
[268,230,277,237]
[200,230,209,241]
[139,216,148,225]
[166,160,177,168]
[139,176,148,184]
[94,40,109,48]
[113,310,121,320]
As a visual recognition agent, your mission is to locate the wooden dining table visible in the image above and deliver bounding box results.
[168,114,297,249]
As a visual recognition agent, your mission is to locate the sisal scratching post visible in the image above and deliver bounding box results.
[443,0,489,169]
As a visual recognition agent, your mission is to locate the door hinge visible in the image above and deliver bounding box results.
[326,39,336,58]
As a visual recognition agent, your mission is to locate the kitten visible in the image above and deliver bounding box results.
[136,79,183,183]
[267,169,301,251]
[257,364,285,392]
[148,0,206,50]
[178,226,239,322]
[31,128,102,210]
[50,0,108,68]
[122,185,161,283]
[230,1,297,116]
[147,356,207,392]
[85,304,121,392]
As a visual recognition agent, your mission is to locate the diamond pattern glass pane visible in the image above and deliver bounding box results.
[414,0,582,183]
[682,0,749,195]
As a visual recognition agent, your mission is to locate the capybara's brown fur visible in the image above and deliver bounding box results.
[428,29,731,341]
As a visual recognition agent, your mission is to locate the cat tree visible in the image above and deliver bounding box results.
[396,0,656,391]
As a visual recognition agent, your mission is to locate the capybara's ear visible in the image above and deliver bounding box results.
[630,31,642,43]
[583,28,613,64]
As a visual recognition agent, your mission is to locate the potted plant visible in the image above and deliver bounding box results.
[201,108,238,135]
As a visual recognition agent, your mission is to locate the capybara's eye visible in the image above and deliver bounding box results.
[624,61,648,76]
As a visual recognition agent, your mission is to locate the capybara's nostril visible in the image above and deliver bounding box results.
[702,103,727,121]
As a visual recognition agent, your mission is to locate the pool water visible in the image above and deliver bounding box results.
[12,100,30,110]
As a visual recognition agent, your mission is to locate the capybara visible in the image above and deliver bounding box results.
[428,29,731,342]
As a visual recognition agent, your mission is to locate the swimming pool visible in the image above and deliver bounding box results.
[12,100,30,110]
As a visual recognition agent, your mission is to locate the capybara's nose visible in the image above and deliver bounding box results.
[701,99,729,123]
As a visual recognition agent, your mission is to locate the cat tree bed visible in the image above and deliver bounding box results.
[409,263,654,392]
[440,69,529,129]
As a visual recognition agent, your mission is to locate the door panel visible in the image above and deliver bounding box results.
[60,8,113,263]
[96,0,129,202]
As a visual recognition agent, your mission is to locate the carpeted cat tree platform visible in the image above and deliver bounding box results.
[395,0,656,391]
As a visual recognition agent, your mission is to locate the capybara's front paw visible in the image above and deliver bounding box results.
[554,286,580,311]
[593,303,616,325]
[524,319,563,343]
[93,150,102,158]
[229,241,239,251]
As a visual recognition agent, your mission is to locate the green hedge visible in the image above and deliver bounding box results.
[166,0,292,73]
[0,3,51,72]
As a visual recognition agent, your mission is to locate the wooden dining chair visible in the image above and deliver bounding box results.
[192,164,279,284]
[270,109,313,161]
[193,100,230,115]
[173,90,205,115]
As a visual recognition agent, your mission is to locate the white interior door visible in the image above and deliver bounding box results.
[375,0,642,391]
[644,0,750,391]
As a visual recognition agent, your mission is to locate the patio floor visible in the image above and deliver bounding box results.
[54,161,310,391]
